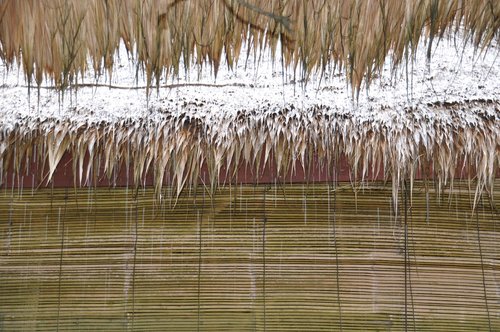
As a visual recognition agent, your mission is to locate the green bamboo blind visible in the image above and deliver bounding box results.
[0,181,498,331]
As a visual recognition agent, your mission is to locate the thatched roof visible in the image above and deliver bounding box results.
[0,5,499,328]
[0,0,499,94]
[0,1,499,211]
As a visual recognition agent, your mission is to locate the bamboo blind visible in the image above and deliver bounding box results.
[0,181,498,331]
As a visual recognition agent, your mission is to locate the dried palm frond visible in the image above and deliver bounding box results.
[0,0,498,95]
[0,99,498,214]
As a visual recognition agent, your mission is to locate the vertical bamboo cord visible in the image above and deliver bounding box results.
[262,186,268,331]
[56,216,65,332]
[409,213,416,330]
[475,208,492,332]
[130,188,140,331]
[403,180,416,331]
[6,182,13,254]
[330,169,343,331]
[406,181,416,331]
[197,209,202,332]
[404,181,408,332]
[56,189,68,332]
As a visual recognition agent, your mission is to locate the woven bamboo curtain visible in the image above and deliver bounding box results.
[0,181,498,331]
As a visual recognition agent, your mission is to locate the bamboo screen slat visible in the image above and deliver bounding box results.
[0,181,498,331]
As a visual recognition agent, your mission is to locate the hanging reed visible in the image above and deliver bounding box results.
[0,0,498,94]
[1,100,498,212]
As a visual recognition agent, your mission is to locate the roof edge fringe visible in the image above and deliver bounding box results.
[1,99,499,214]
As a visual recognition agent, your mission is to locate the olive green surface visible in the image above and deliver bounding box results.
[0,181,498,331]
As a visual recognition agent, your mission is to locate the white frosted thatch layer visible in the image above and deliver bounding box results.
[0,35,499,211]
[0,34,498,123]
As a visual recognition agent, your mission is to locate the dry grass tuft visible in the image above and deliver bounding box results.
[0,0,498,95]
[0,100,498,213]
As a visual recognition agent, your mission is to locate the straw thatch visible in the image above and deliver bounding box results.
[0,2,498,331]
[1,98,498,214]
[0,0,499,95]
[0,1,498,211]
